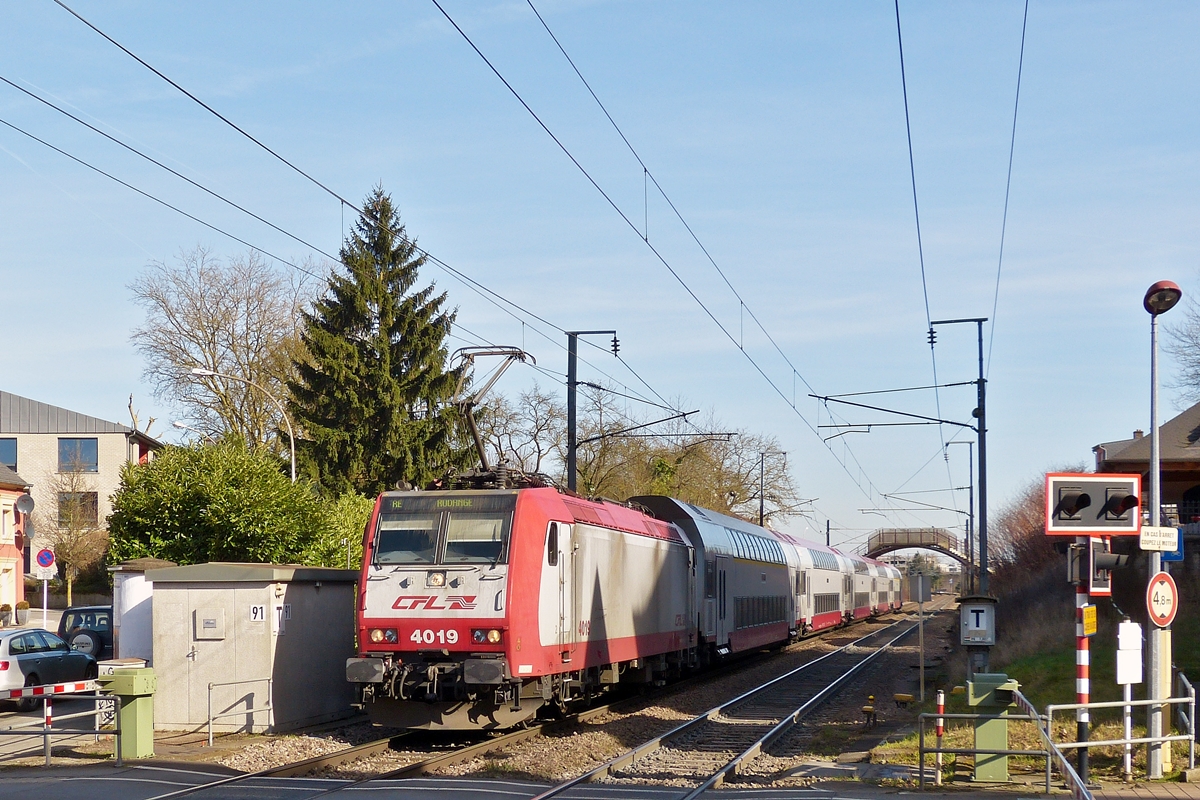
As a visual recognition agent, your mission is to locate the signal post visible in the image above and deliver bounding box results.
[1046,473,1140,783]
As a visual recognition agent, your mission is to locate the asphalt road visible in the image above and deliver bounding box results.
[0,766,1033,800]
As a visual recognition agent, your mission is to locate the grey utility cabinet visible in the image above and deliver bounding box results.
[146,563,358,733]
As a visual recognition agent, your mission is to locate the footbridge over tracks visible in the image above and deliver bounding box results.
[858,527,969,566]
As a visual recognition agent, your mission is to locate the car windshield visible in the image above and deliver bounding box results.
[375,514,440,564]
[444,513,509,563]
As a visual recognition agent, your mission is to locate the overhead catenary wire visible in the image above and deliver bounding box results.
[0,115,318,279]
[525,0,821,400]
[894,0,961,518]
[428,0,906,520]
[986,0,1030,378]
[54,0,916,530]
[46,0,679,420]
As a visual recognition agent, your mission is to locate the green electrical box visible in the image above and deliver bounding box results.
[98,667,157,759]
[966,672,1019,782]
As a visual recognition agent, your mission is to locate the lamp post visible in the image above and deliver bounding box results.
[1145,280,1182,779]
[189,368,296,483]
[172,420,216,444]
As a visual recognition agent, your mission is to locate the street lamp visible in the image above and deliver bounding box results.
[1144,279,1181,779]
[189,368,296,483]
[172,420,216,444]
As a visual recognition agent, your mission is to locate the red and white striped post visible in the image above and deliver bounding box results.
[42,695,52,766]
[935,688,945,786]
[1076,572,1090,783]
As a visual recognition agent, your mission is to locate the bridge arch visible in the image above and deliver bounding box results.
[859,527,971,567]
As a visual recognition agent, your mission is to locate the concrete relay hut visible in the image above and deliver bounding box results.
[146,563,358,733]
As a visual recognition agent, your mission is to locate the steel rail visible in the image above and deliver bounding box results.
[141,606,922,800]
[679,622,917,798]
[528,616,915,800]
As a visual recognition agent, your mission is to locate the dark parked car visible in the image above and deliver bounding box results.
[0,629,97,711]
[57,605,113,660]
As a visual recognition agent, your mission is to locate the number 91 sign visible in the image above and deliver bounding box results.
[1147,571,1179,628]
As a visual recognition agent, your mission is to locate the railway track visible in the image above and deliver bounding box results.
[529,616,917,800]
[143,608,927,799]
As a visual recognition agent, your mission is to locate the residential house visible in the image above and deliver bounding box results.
[0,464,31,610]
[1094,400,1200,525]
[0,391,160,578]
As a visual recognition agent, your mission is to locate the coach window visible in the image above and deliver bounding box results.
[445,512,511,563]
[375,514,439,563]
[546,523,559,566]
[705,560,715,597]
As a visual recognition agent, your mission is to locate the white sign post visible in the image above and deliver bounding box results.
[1140,526,1180,553]
[33,548,57,630]
[1117,620,1144,782]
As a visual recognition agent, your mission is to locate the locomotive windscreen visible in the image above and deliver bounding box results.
[374,493,517,565]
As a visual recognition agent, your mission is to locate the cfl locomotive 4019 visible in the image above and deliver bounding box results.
[345,487,902,730]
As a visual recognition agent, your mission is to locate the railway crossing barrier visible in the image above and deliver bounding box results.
[0,680,121,766]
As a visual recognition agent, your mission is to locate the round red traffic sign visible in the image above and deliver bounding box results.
[35,548,54,568]
[1147,571,1179,628]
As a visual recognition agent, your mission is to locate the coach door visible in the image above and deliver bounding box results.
[557,523,576,661]
[715,555,732,647]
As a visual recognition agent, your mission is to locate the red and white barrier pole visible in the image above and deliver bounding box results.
[43,695,52,766]
[935,688,945,785]
[1076,577,1090,783]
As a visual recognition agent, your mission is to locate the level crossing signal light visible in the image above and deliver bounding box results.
[1088,537,1129,597]
[1045,473,1142,536]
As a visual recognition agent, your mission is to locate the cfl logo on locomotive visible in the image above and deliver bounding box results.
[392,595,478,611]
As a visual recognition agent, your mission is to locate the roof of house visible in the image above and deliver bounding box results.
[1097,402,1200,466]
[0,391,161,446]
[0,464,29,490]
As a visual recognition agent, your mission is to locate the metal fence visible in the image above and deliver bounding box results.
[208,677,273,746]
[0,683,120,766]
[917,684,1196,800]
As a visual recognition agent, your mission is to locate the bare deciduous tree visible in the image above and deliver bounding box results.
[37,459,107,606]
[480,383,801,522]
[477,384,565,474]
[1166,290,1200,406]
[130,246,314,450]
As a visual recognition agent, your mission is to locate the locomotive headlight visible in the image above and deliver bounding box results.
[369,629,384,643]
[426,571,446,588]
[487,629,502,644]
[472,629,486,643]
[383,629,398,643]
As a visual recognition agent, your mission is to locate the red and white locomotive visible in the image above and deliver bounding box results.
[346,487,903,730]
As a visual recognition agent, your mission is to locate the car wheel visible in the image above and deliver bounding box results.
[70,631,101,657]
[15,674,38,713]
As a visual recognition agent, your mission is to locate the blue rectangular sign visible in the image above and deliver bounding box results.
[1163,530,1184,562]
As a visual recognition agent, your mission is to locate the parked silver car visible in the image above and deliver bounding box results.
[0,629,97,711]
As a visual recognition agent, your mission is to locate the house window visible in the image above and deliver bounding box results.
[0,439,15,472]
[58,438,98,473]
[58,492,99,527]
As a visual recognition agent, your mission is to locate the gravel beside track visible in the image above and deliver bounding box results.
[200,606,947,788]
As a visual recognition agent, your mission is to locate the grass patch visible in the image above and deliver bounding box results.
[805,724,858,756]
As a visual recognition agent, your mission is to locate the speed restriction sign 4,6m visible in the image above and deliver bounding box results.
[1147,571,1179,628]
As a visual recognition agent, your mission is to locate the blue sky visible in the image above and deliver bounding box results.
[2,1,1198,552]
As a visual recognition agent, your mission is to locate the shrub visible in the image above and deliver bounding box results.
[15,601,28,610]
[108,440,330,565]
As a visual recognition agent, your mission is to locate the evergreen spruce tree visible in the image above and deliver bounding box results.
[288,187,465,495]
